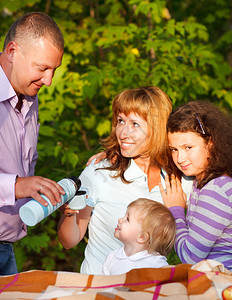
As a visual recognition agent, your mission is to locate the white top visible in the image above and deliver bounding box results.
[79,159,193,275]
[103,247,168,275]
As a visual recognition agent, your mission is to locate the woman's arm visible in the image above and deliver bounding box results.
[57,205,93,249]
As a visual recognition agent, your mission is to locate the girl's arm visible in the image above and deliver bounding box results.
[161,176,231,264]
[172,187,230,264]
[57,205,93,249]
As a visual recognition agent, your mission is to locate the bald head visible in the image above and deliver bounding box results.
[3,12,64,51]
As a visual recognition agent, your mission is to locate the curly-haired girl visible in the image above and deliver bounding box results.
[160,100,232,270]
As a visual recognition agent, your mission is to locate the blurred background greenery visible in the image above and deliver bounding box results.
[0,0,231,272]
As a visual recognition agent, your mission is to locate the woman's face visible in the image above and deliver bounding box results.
[115,112,150,159]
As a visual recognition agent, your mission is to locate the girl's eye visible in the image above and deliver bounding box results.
[186,146,192,150]
[169,148,176,152]
[133,122,139,127]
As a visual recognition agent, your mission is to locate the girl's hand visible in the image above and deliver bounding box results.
[59,203,79,216]
[159,174,186,208]
[86,151,107,166]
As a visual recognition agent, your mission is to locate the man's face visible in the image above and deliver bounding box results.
[10,37,63,96]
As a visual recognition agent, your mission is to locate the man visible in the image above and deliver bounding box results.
[0,12,65,275]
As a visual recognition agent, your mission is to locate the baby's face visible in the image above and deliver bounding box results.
[114,207,142,246]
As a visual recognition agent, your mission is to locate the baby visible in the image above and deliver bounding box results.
[103,198,176,275]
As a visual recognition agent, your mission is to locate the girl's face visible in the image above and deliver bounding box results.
[115,112,150,161]
[114,207,142,246]
[168,131,211,180]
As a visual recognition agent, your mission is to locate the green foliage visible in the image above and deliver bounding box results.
[0,0,231,272]
[167,248,181,266]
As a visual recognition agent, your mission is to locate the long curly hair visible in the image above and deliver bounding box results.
[100,86,173,182]
[167,100,232,188]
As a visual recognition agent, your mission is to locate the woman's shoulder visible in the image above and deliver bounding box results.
[79,159,115,184]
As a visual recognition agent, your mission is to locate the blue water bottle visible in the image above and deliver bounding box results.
[19,176,84,226]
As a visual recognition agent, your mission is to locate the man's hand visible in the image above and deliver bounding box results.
[159,174,186,208]
[15,176,65,206]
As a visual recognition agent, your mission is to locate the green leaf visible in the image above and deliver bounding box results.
[96,119,111,136]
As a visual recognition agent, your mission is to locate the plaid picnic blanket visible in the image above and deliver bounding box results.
[0,259,232,299]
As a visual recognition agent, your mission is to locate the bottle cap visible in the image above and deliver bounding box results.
[68,176,81,191]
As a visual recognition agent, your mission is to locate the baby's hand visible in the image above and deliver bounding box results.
[59,203,79,216]
[159,174,186,208]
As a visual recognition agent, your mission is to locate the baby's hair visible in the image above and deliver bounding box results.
[128,198,176,256]
[167,100,232,188]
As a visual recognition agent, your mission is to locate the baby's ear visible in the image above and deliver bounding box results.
[137,233,149,244]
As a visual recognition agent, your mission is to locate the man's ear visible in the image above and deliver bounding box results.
[137,233,149,244]
[5,41,17,62]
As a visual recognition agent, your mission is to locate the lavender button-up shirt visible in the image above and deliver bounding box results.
[0,65,40,242]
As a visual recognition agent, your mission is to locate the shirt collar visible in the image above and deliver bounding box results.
[124,159,167,182]
[0,65,16,102]
[117,247,150,260]
[124,159,147,181]
[0,65,37,110]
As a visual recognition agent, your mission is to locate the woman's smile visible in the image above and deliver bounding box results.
[116,112,150,160]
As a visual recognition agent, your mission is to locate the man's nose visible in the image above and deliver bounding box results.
[41,70,53,86]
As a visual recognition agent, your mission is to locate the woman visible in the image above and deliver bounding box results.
[58,87,192,275]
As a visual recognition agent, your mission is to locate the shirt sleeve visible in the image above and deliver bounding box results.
[170,183,231,265]
[0,174,17,207]
[79,160,104,207]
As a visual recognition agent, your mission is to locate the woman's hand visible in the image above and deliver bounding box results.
[59,203,79,216]
[159,174,186,208]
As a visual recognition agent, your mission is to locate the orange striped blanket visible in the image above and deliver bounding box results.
[0,260,232,299]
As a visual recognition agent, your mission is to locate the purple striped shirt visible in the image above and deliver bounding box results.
[0,66,39,242]
[170,175,232,270]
